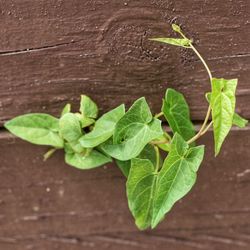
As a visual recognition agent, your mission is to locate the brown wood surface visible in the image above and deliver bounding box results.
[0,128,250,250]
[0,0,250,125]
[1,1,250,249]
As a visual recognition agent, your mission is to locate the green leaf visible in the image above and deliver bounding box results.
[206,92,247,128]
[126,133,204,230]
[61,103,71,117]
[127,158,157,229]
[233,113,248,128]
[162,88,195,142]
[4,114,64,148]
[68,141,86,154]
[150,38,191,48]
[80,104,125,148]
[80,95,98,119]
[116,144,157,178]
[65,150,112,170]
[59,113,82,142]
[101,98,163,161]
[210,78,237,155]
[75,113,95,128]
[152,134,204,228]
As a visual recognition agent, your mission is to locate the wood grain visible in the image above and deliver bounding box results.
[1,1,250,249]
[0,0,250,126]
[0,127,250,250]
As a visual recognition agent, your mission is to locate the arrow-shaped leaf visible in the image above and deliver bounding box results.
[210,78,237,155]
[150,38,191,48]
[101,98,163,161]
[162,88,195,142]
[126,133,204,230]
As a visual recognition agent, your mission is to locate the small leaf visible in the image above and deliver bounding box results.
[210,78,237,155]
[162,88,195,142]
[59,113,82,142]
[150,38,191,48]
[80,104,125,148]
[101,98,163,161]
[233,113,248,128]
[65,150,112,170]
[61,103,71,117]
[80,95,98,119]
[172,24,182,33]
[126,133,204,230]
[4,114,64,148]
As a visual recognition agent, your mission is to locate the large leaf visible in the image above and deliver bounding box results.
[79,104,125,148]
[210,78,237,155]
[233,113,248,128]
[150,38,191,48]
[162,88,195,141]
[101,98,163,161]
[4,114,64,148]
[152,135,204,228]
[127,158,157,229]
[59,113,82,142]
[65,150,112,170]
[116,144,157,178]
[126,133,204,230]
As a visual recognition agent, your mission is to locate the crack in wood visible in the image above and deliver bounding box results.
[0,40,81,57]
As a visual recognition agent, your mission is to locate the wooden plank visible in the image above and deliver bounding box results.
[0,0,250,125]
[0,127,250,249]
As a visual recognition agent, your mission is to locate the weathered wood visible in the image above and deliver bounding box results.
[0,0,250,126]
[0,127,250,250]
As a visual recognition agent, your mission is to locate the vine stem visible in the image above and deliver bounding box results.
[43,148,57,161]
[154,111,164,119]
[178,28,213,143]
[188,119,213,144]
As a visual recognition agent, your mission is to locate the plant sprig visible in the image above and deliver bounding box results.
[4,24,248,230]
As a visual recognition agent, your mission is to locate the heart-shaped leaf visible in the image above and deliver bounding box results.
[101,98,163,161]
[4,114,64,148]
[126,133,204,230]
